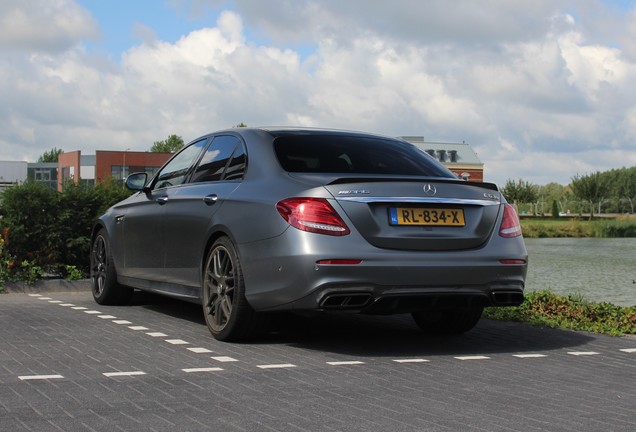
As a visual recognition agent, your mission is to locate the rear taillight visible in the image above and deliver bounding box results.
[276,198,350,236]
[499,204,522,238]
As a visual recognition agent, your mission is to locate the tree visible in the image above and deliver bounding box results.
[234,122,248,128]
[551,200,560,219]
[37,147,64,163]
[501,179,538,213]
[571,172,609,220]
[150,135,184,153]
[616,167,636,214]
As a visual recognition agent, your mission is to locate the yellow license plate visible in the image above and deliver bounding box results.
[389,207,465,226]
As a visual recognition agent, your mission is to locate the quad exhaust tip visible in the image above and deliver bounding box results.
[490,290,524,306]
[320,293,373,309]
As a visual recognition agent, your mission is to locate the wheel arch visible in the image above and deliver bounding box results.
[91,221,107,243]
[200,227,239,291]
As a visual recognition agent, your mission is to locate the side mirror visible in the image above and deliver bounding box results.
[125,172,148,191]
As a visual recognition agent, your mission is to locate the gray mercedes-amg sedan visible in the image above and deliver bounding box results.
[91,127,527,341]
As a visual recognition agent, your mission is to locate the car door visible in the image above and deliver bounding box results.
[162,135,246,291]
[121,139,208,282]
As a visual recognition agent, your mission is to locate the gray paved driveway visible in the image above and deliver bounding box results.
[1,290,634,431]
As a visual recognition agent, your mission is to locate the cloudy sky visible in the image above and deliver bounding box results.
[1,0,635,186]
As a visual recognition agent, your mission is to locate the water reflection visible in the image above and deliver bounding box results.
[524,238,636,306]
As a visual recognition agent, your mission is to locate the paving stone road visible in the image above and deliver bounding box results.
[1,289,634,432]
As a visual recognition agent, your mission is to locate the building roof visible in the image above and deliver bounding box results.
[399,136,483,166]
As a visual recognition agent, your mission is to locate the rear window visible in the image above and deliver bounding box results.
[274,135,456,178]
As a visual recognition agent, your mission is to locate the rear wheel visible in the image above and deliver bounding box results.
[90,229,132,305]
[202,237,264,341]
[412,306,483,335]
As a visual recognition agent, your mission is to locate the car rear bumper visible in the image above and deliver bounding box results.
[239,229,528,313]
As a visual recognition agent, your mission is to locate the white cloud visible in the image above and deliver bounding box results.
[1,0,635,188]
[0,0,99,51]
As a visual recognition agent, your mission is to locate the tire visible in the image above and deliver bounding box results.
[90,229,133,305]
[411,306,484,335]
[202,237,265,341]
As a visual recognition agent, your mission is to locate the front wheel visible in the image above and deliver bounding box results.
[90,229,132,305]
[412,307,483,335]
[202,237,264,341]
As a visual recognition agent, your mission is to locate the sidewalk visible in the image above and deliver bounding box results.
[1,278,91,293]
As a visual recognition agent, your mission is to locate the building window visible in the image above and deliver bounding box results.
[35,170,51,181]
[111,165,129,181]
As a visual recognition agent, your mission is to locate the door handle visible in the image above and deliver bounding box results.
[156,197,168,205]
[203,194,218,206]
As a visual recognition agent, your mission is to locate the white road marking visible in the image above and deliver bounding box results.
[257,364,296,369]
[188,347,213,353]
[83,310,102,314]
[28,294,42,297]
[619,348,636,353]
[19,374,64,381]
[71,306,87,310]
[48,300,63,304]
[165,339,189,345]
[112,320,132,325]
[211,356,238,362]
[513,354,548,358]
[128,326,149,331]
[103,371,146,378]
[327,361,365,366]
[567,351,600,356]
[38,297,53,300]
[182,367,224,373]
[147,332,168,337]
[454,356,491,361]
[393,359,430,363]
[59,303,75,307]
[98,315,117,319]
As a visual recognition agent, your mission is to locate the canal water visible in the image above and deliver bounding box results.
[524,238,636,306]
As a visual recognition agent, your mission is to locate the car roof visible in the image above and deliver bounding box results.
[213,126,402,142]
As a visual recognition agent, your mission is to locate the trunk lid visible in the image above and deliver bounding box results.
[324,178,502,251]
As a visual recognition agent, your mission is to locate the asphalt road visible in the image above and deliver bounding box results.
[1,289,634,432]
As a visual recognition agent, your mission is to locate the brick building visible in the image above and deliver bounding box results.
[57,150,173,191]
[400,136,484,182]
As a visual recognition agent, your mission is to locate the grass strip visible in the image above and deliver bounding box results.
[484,289,636,336]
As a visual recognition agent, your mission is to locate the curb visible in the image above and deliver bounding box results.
[1,279,91,293]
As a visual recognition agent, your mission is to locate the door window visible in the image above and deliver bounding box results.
[153,139,208,190]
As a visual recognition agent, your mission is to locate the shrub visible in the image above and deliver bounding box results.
[593,219,636,238]
[484,290,636,336]
[0,179,132,282]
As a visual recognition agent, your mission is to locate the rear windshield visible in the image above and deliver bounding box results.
[274,135,456,178]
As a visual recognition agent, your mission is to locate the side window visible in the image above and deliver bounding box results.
[191,135,246,183]
[223,144,246,180]
[153,139,208,190]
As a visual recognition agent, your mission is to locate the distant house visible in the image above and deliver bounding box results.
[28,162,58,190]
[0,161,27,192]
[400,136,484,182]
[58,150,173,191]
[0,161,59,191]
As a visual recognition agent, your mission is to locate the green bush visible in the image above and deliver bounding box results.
[520,218,636,238]
[0,179,132,282]
[484,290,636,336]
[593,219,636,237]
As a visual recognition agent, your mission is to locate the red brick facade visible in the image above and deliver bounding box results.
[94,151,172,184]
[58,151,172,191]
[449,168,484,182]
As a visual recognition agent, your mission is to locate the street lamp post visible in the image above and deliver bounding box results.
[122,148,130,181]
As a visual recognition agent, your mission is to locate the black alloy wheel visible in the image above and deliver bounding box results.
[90,229,132,305]
[202,237,264,341]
